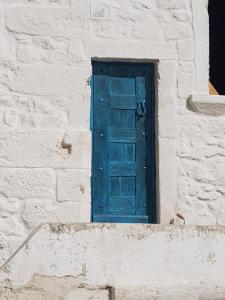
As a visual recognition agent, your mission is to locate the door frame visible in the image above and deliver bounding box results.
[91,60,157,223]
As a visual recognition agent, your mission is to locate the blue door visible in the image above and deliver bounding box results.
[92,62,156,223]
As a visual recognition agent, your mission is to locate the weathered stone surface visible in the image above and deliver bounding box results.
[88,41,177,60]
[157,61,178,139]
[0,196,20,219]
[176,109,225,225]
[0,92,71,130]
[5,7,87,38]
[10,66,88,96]
[66,289,109,300]
[22,199,88,228]
[0,0,70,4]
[179,62,194,73]
[0,131,91,168]
[158,137,177,223]
[173,11,191,22]
[157,0,187,10]
[23,199,58,230]
[0,224,225,299]
[0,276,110,300]
[0,193,28,264]
[67,41,86,65]
[115,285,225,300]
[57,169,91,203]
[0,168,55,199]
[16,36,68,65]
[177,70,195,98]
[187,95,225,116]
[0,62,17,91]
[163,23,192,40]
[177,40,194,60]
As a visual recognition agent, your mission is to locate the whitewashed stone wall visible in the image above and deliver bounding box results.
[0,0,215,266]
[178,100,225,226]
[1,223,225,299]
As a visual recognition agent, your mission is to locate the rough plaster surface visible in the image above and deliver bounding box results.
[1,223,225,299]
[188,95,225,116]
[0,0,216,274]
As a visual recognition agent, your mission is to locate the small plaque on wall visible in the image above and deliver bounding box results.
[90,2,110,20]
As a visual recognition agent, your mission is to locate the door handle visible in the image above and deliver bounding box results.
[137,101,146,117]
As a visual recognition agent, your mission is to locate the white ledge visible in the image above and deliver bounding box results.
[187,94,225,116]
[1,223,225,290]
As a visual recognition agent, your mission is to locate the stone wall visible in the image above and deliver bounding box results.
[178,95,225,225]
[0,0,214,266]
[1,223,225,299]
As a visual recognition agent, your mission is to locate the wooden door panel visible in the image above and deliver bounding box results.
[109,129,136,143]
[109,143,136,162]
[110,96,136,109]
[110,109,135,128]
[109,162,136,176]
[110,77,136,95]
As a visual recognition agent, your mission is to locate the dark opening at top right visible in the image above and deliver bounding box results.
[209,0,225,95]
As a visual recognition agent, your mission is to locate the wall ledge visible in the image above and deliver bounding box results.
[2,223,225,289]
[187,94,225,115]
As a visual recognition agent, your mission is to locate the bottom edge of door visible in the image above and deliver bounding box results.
[92,214,151,224]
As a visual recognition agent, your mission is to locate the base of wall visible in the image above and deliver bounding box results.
[1,223,225,299]
[1,278,225,300]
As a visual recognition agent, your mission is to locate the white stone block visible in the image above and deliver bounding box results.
[179,62,194,73]
[177,40,194,61]
[67,41,86,65]
[163,23,192,40]
[68,94,90,130]
[157,0,187,10]
[21,198,57,229]
[177,72,195,98]
[0,168,55,199]
[158,137,177,223]
[173,11,191,22]
[5,7,87,38]
[88,41,177,60]
[16,36,68,65]
[0,131,91,168]
[0,222,27,266]
[10,66,89,96]
[157,61,178,139]
[0,195,20,219]
[66,289,109,300]
[57,169,91,203]
[0,0,70,4]
[54,201,87,222]
[0,92,72,130]
[22,199,87,229]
